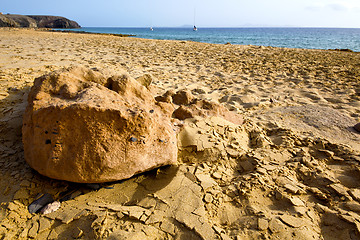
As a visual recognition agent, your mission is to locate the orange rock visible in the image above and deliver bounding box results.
[22,66,177,183]
[173,99,243,125]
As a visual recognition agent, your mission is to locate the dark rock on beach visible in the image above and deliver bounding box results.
[354,123,360,133]
[0,13,80,28]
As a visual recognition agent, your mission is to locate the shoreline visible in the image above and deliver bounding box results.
[50,26,360,52]
[45,28,136,37]
[1,27,359,52]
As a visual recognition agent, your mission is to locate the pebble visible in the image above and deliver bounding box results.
[129,137,138,142]
[212,171,222,179]
[354,123,360,133]
[28,193,54,214]
[204,193,213,203]
[41,201,61,215]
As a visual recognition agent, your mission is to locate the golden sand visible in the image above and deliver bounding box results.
[1,28,360,239]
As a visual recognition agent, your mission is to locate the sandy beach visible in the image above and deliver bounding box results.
[1,28,360,239]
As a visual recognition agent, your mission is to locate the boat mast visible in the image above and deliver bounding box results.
[193,7,197,31]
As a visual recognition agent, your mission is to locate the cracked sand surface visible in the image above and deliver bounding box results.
[0,29,360,239]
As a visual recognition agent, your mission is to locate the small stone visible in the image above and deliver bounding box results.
[212,171,222,179]
[354,123,360,133]
[28,193,54,214]
[279,215,303,228]
[172,90,194,105]
[40,201,61,215]
[204,193,213,203]
[257,218,269,231]
[136,74,153,89]
[129,137,138,142]
[226,148,241,158]
[155,90,175,103]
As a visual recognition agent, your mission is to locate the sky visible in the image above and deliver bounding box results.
[2,0,360,28]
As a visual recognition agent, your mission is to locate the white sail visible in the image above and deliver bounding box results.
[193,8,198,31]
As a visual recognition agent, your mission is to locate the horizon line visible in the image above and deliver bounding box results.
[80,26,360,29]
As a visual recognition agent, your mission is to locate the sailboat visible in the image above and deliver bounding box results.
[193,8,198,31]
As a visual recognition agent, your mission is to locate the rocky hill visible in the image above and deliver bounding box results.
[0,14,80,28]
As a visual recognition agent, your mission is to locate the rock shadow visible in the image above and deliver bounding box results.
[0,85,31,205]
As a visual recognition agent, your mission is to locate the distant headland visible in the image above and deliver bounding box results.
[0,13,80,28]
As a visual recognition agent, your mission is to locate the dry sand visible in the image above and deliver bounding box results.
[0,28,360,239]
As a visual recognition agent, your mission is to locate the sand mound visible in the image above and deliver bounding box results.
[261,104,359,150]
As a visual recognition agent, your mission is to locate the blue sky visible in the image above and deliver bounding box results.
[2,0,360,28]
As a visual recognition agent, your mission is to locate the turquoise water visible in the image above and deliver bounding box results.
[65,27,360,52]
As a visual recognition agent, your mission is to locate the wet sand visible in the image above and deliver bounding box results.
[1,28,360,239]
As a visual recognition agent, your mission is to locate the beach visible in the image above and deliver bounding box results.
[1,28,360,239]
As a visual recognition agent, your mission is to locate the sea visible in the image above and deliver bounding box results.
[63,27,360,52]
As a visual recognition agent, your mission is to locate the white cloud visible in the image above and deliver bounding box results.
[326,3,348,11]
[305,1,360,12]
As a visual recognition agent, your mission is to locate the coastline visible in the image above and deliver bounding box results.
[1,28,360,239]
[45,28,136,37]
[52,26,360,52]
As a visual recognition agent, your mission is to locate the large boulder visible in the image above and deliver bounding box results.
[22,66,177,183]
